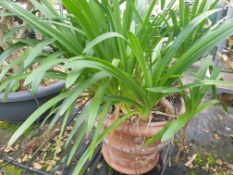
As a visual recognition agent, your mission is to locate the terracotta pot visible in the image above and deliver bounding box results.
[102,99,185,175]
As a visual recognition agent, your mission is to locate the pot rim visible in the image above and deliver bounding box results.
[105,115,168,137]
[104,97,185,137]
[0,82,65,103]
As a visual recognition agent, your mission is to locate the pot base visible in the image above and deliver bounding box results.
[102,142,160,175]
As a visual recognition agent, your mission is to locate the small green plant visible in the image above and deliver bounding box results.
[195,153,205,167]
[1,0,233,174]
[217,169,225,175]
[226,153,233,163]
[207,154,215,167]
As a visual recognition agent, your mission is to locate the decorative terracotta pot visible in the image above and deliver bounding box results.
[102,118,166,175]
[102,99,185,175]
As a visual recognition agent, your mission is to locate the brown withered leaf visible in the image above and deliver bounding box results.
[4,146,14,153]
[97,162,103,169]
[55,171,62,175]
[16,158,22,163]
[185,154,197,168]
[55,156,60,161]
[66,126,73,132]
[55,146,61,154]
[216,159,223,166]
[213,133,220,140]
[24,137,42,154]
[33,162,42,170]
[38,160,45,164]
[46,160,56,172]
[14,144,20,150]
[22,154,29,163]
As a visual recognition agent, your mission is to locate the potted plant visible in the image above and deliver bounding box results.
[0,3,65,122]
[1,0,233,174]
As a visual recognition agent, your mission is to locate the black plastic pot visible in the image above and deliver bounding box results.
[0,82,65,122]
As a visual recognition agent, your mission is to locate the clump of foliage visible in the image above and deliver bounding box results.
[0,0,233,174]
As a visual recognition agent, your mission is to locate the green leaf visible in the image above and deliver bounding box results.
[55,104,73,159]
[72,111,137,175]
[0,43,26,64]
[24,52,65,94]
[65,57,149,104]
[8,92,70,146]
[128,32,152,87]
[64,105,90,148]
[87,80,109,134]
[0,0,81,55]
[67,124,86,165]
[83,32,126,54]
[0,53,26,81]
[161,113,190,142]
[147,87,182,94]
[88,102,111,158]
[161,100,220,142]
[103,95,143,109]
[154,9,220,85]
[24,38,55,67]
[145,124,169,146]
[65,69,82,88]
[60,72,109,116]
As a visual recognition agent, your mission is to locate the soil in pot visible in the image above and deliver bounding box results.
[102,96,185,175]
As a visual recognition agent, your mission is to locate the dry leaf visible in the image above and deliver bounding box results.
[22,154,29,163]
[46,163,53,172]
[14,144,20,150]
[16,158,22,163]
[216,159,223,166]
[55,171,62,175]
[46,160,56,172]
[33,162,42,170]
[85,140,90,145]
[55,156,60,161]
[4,146,14,153]
[213,134,220,140]
[38,160,45,164]
[223,162,233,170]
[205,163,210,171]
[185,154,197,168]
[0,171,4,175]
[55,146,61,154]
[66,126,73,131]
[97,162,103,169]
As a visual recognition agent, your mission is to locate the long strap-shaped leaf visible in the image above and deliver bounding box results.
[59,72,109,116]
[8,91,70,146]
[24,52,65,94]
[87,80,110,134]
[154,9,220,85]
[0,0,81,55]
[72,111,137,175]
[128,32,152,87]
[165,19,233,84]
[24,38,55,67]
[65,56,149,105]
